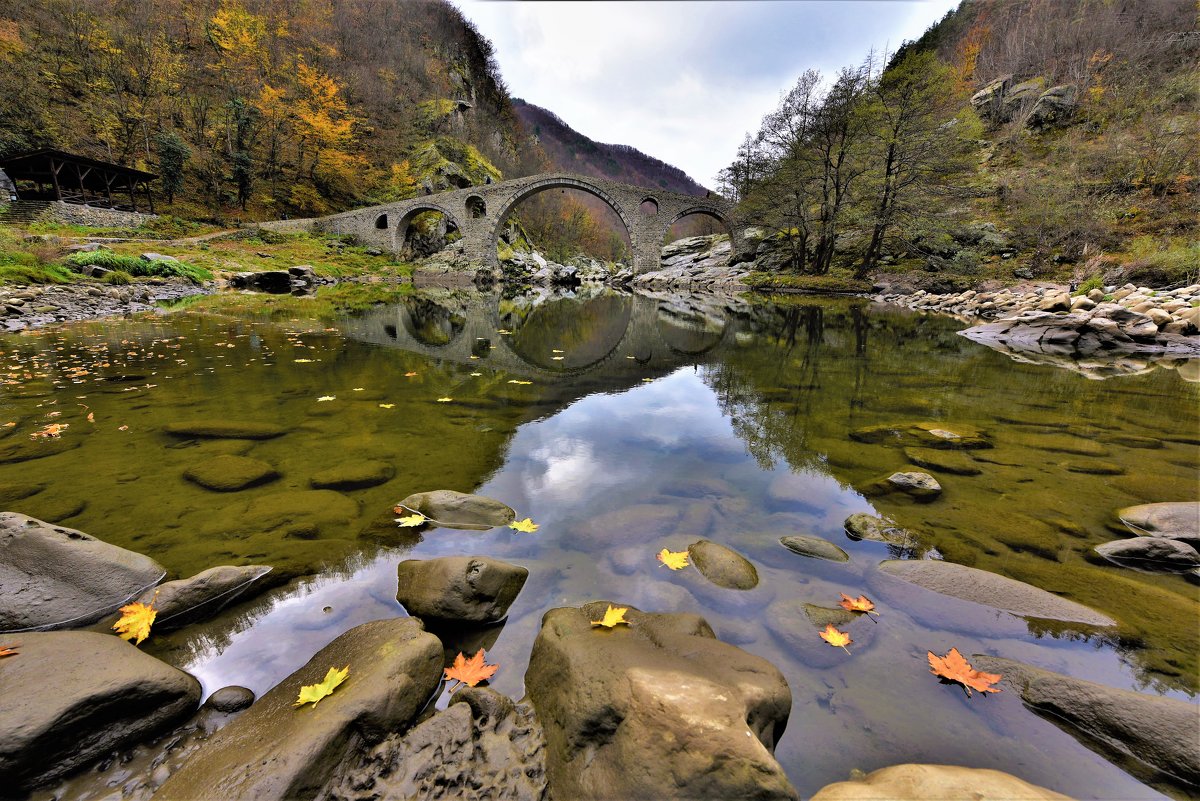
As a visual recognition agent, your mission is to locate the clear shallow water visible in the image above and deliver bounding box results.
[2,285,1197,799]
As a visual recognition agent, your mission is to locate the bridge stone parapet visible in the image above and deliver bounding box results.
[260,172,750,275]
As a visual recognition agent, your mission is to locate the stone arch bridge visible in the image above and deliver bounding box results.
[263,172,751,274]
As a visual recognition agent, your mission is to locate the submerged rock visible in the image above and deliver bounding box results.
[155,618,443,801]
[809,764,1071,800]
[779,534,849,562]
[884,471,942,500]
[1094,537,1200,571]
[396,556,528,623]
[525,601,797,800]
[164,420,287,440]
[396,489,516,531]
[324,687,545,801]
[1117,502,1199,548]
[688,539,759,589]
[310,460,395,491]
[133,564,274,632]
[902,447,982,476]
[973,655,1200,787]
[843,513,919,548]
[764,599,878,668]
[0,631,201,792]
[0,512,165,632]
[184,454,280,492]
[876,559,1115,626]
[849,422,990,450]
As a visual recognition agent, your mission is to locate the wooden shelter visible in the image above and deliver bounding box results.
[0,149,156,213]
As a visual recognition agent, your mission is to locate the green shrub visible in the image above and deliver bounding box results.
[64,250,213,283]
[102,270,133,285]
[1074,274,1105,295]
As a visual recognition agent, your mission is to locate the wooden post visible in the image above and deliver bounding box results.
[144,180,154,214]
[49,155,62,202]
[104,172,114,208]
[127,174,137,212]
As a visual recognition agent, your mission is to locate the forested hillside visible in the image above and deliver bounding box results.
[0,0,546,220]
[725,0,1198,288]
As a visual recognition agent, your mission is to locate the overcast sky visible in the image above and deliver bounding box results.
[457,0,959,187]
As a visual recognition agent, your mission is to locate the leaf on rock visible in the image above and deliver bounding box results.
[113,599,157,645]
[444,649,498,689]
[838,593,879,615]
[590,605,630,628]
[819,623,852,653]
[395,509,427,527]
[928,648,1002,696]
[508,517,539,533]
[656,548,689,570]
[295,665,349,707]
[0,644,17,658]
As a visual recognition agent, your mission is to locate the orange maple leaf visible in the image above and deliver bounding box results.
[819,623,852,653]
[444,649,498,690]
[0,644,17,658]
[838,593,879,616]
[928,648,1002,696]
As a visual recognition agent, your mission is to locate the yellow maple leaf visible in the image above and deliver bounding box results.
[113,598,157,645]
[378,403,395,409]
[656,548,689,570]
[507,380,532,385]
[395,513,427,527]
[819,623,852,654]
[436,397,453,403]
[509,517,539,533]
[317,395,335,402]
[590,605,630,628]
[295,665,349,707]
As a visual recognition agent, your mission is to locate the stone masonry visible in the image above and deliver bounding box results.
[259,172,750,274]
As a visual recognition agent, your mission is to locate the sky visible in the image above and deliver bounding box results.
[458,0,959,188]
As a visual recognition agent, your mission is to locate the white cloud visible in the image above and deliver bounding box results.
[459,0,958,186]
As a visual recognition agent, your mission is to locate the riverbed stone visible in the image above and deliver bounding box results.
[396,489,515,530]
[902,447,982,476]
[1117,502,1199,547]
[0,631,201,792]
[204,686,256,713]
[843,513,919,548]
[779,534,849,562]
[849,422,990,450]
[0,512,165,632]
[133,564,274,632]
[688,539,759,589]
[396,556,528,623]
[164,420,287,440]
[525,601,797,800]
[155,618,443,801]
[310,460,395,491]
[973,655,1200,787]
[809,764,1071,800]
[877,559,1115,626]
[183,454,279,492]
[0,481,44,505]
[765,599,878,668]
[1094,537,1200,571]
[1064,460,1125,475]
[884,471,942,499]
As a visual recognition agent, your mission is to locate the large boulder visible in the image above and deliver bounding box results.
[687,539,759,589]
[1027,84,1078,129]
[132,564,274,632]
[0,631,201,792]
[809,764,1070,800]
[525,602,797,800]
[396,556,528,624]
[155,618,443,801]
[1094,537,1200,571]
[875,560,1115,627]
[396,489,515,531]
[973,656,1200,787]
[0,512,165,632]
[1117,502,1199,548]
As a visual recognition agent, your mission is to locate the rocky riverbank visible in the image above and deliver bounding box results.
[0,279,211,332]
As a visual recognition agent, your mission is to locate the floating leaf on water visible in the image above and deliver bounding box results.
[507,380,532,385]
[838,593,879,616]
[436,397,453,403]
[656,548,689,570]
[378,403,395,409]
[819,624,852,653]
[295,665,349,707]
[928,648,1002,696]
[404,372,418,377]
[317,395,336,402]
[0,644,17,658]
[509,517,539,533]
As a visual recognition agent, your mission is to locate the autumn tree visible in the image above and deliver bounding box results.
[154,129,189,204]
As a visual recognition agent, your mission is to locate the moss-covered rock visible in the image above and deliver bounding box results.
[310,460,395,491]
[184,455,280,492]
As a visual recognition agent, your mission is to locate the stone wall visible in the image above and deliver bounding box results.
[6,201,156,228]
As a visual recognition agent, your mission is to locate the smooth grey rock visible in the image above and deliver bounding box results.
[1117,502,1199,548]
[134,565,273,632]
[688,539,759,589]
[323,687,545,801]
[396,556,528,623]
[779,534,849,563]
[183,454,279,492]
[310,460,394,491]
[877,560,1115,626]
[0,631,201,791]
[0,512,165,632]
[843,513,920,548]
[1094,537,1200,571]
[974,656,1200,787]
[164,420,287,440]
[396,489,515,531]
[204,686,256,713]
[155,618,443,801]
[810,764,1071,800]
[885,471,942,499]
[525,602,797,801]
